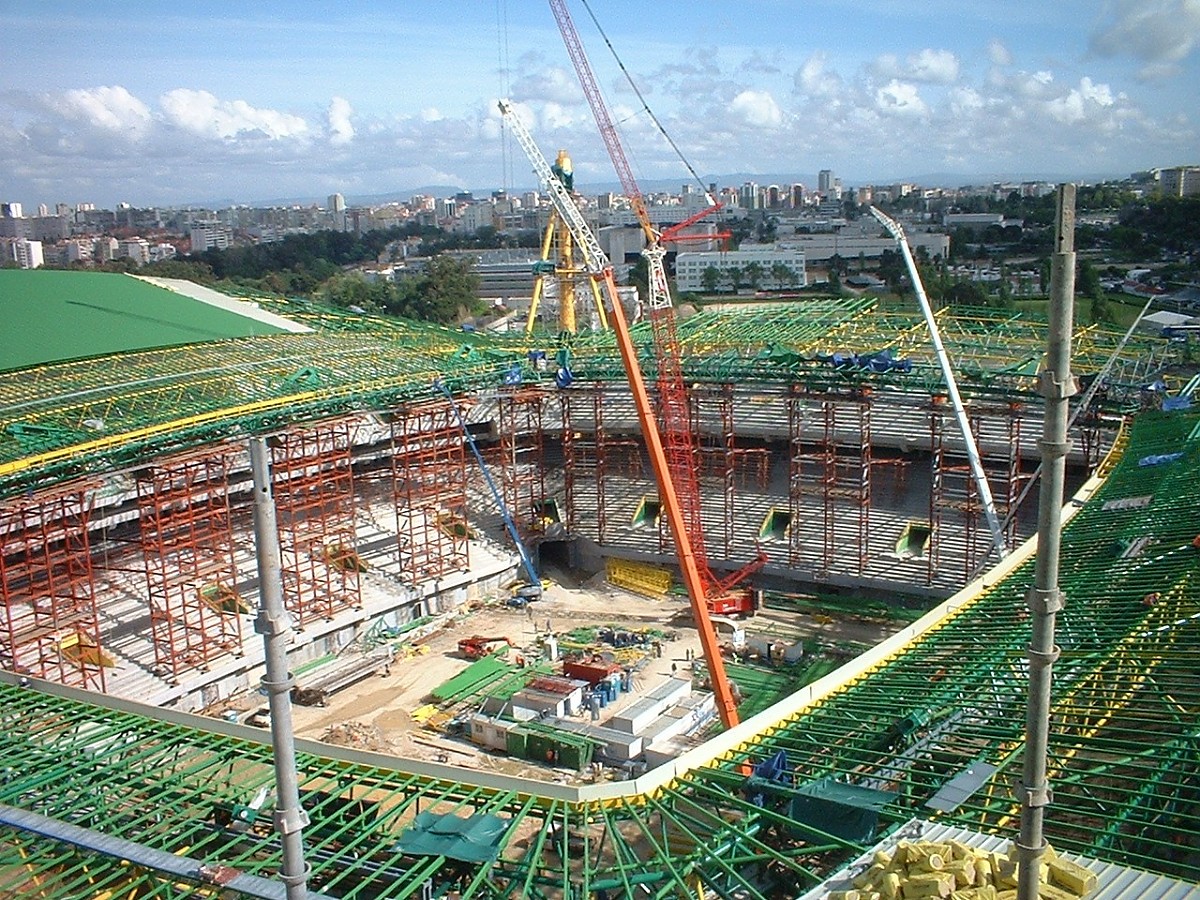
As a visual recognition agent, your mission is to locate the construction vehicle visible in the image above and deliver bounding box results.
[457,635,516,660]
[499,48,743,728]
[434,380,543,603]
[547,0,766,621]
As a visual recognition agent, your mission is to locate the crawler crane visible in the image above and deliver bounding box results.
[499,100,743,728]
[548,0,767,616]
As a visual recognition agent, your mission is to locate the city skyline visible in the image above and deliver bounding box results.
[2,1,1198,209]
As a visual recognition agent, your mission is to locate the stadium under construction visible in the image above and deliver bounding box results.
[1,268,1198,898]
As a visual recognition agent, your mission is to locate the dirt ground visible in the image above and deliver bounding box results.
[261,567,900,782]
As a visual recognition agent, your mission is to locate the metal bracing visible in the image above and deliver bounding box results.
[0,297,1159,502]
[494,387,549,542]
[390,400,469,582]
[787,389,872,574]
[0,484,104,691]
[137,448,243,680]
[1,398,1199,897]
[269,419,362,628]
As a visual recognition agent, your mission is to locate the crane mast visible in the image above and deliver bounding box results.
[499,99,742,728]
[547,0,765,615]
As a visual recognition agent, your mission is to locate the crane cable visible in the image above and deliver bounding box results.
[495,0,514,194]
[578,0,713,202]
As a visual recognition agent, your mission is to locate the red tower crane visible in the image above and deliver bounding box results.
[548,0,766,617]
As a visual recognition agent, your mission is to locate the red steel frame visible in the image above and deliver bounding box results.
[0,482,105,691]
[270,420,362,628]
[787,389,872,575]
[495,387,548,542]
[391,400,469,582]
[137,449,243,680]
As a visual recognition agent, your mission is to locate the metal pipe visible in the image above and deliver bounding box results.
[870,206,1008,561]
[249,437,312,900]
[1017,184,1077,900]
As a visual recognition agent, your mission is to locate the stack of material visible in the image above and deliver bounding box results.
[833,839,1097,900]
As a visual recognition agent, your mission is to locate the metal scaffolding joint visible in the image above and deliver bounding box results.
[1013,778,1053,808]
[1036,437,1072,459]
[1024,586,1066,615]
[260,672,296,696]
[1035,370,1079,401]
[1026,643,1061,666]
[254,609,291,638]
[275,807,311,835]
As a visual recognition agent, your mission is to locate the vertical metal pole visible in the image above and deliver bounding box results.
[249,438,311,900]
[1016,184,1076,900]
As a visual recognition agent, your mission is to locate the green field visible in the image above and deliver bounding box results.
[0,269,289,372]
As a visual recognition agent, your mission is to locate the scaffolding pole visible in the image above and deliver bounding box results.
[249,437,311,900]
[1017,184,1077,900]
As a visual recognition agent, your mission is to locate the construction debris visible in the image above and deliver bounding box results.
[839,839,1097,900]
[319,722,389,752]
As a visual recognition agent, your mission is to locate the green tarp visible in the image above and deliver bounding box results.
[788,778,895,843]
[395,811,508,863]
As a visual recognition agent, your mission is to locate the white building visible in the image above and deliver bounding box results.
[674,245,807,293]
[94,236,119,262]
[118,238,150,265]
[776,231,950,263]
[190,222,230,253]
[150,243,177,263]
[65,239,93,265]
[14,239,44,269]
[1160,166,1200,197]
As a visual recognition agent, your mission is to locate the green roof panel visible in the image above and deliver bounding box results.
[0,269,290,372]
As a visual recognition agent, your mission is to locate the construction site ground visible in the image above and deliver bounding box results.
[238,565,907,784]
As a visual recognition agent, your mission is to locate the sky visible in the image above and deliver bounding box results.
[1,0,1198,210]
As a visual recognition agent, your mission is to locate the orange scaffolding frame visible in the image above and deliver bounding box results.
[136,449,244,681]
[0,482,105,691]
[270,419,362,628]
[391,400,469,582]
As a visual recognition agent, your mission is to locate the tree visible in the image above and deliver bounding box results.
[628,256,650,303]
[827,254,848,277]
[724,265,743,292]
[1077,259,1103,302]
[943,280,989,308]
[743,261,764,292]
[770,262,797,290]
[701,265,722,294]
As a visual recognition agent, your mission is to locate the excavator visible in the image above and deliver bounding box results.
[457,635,515,660]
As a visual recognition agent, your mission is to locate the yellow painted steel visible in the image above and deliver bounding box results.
[0,389,322,479]
[605,558,673,598]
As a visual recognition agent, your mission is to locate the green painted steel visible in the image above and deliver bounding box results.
[1,408,1198,897]
[0,270,290,372]
[0,292,1174,499]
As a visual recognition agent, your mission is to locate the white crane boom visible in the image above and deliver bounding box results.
[498,100,610,277]
[870,205,1009,561]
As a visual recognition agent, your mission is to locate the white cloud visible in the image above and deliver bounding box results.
[160,89,308,140]
[908,49,960,84]
[1091,0,1200,78]
[949,86,985,115]
[420,107,444,122]
[874,80,928,117]
[988,40,1013,67]
[57,86,152,136]
[327,96,354,145]
[511,66,584,106]
[1046,76,1116,124]
[795,52,844,98]
[872,49,960,84]
[729,90,783,127]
